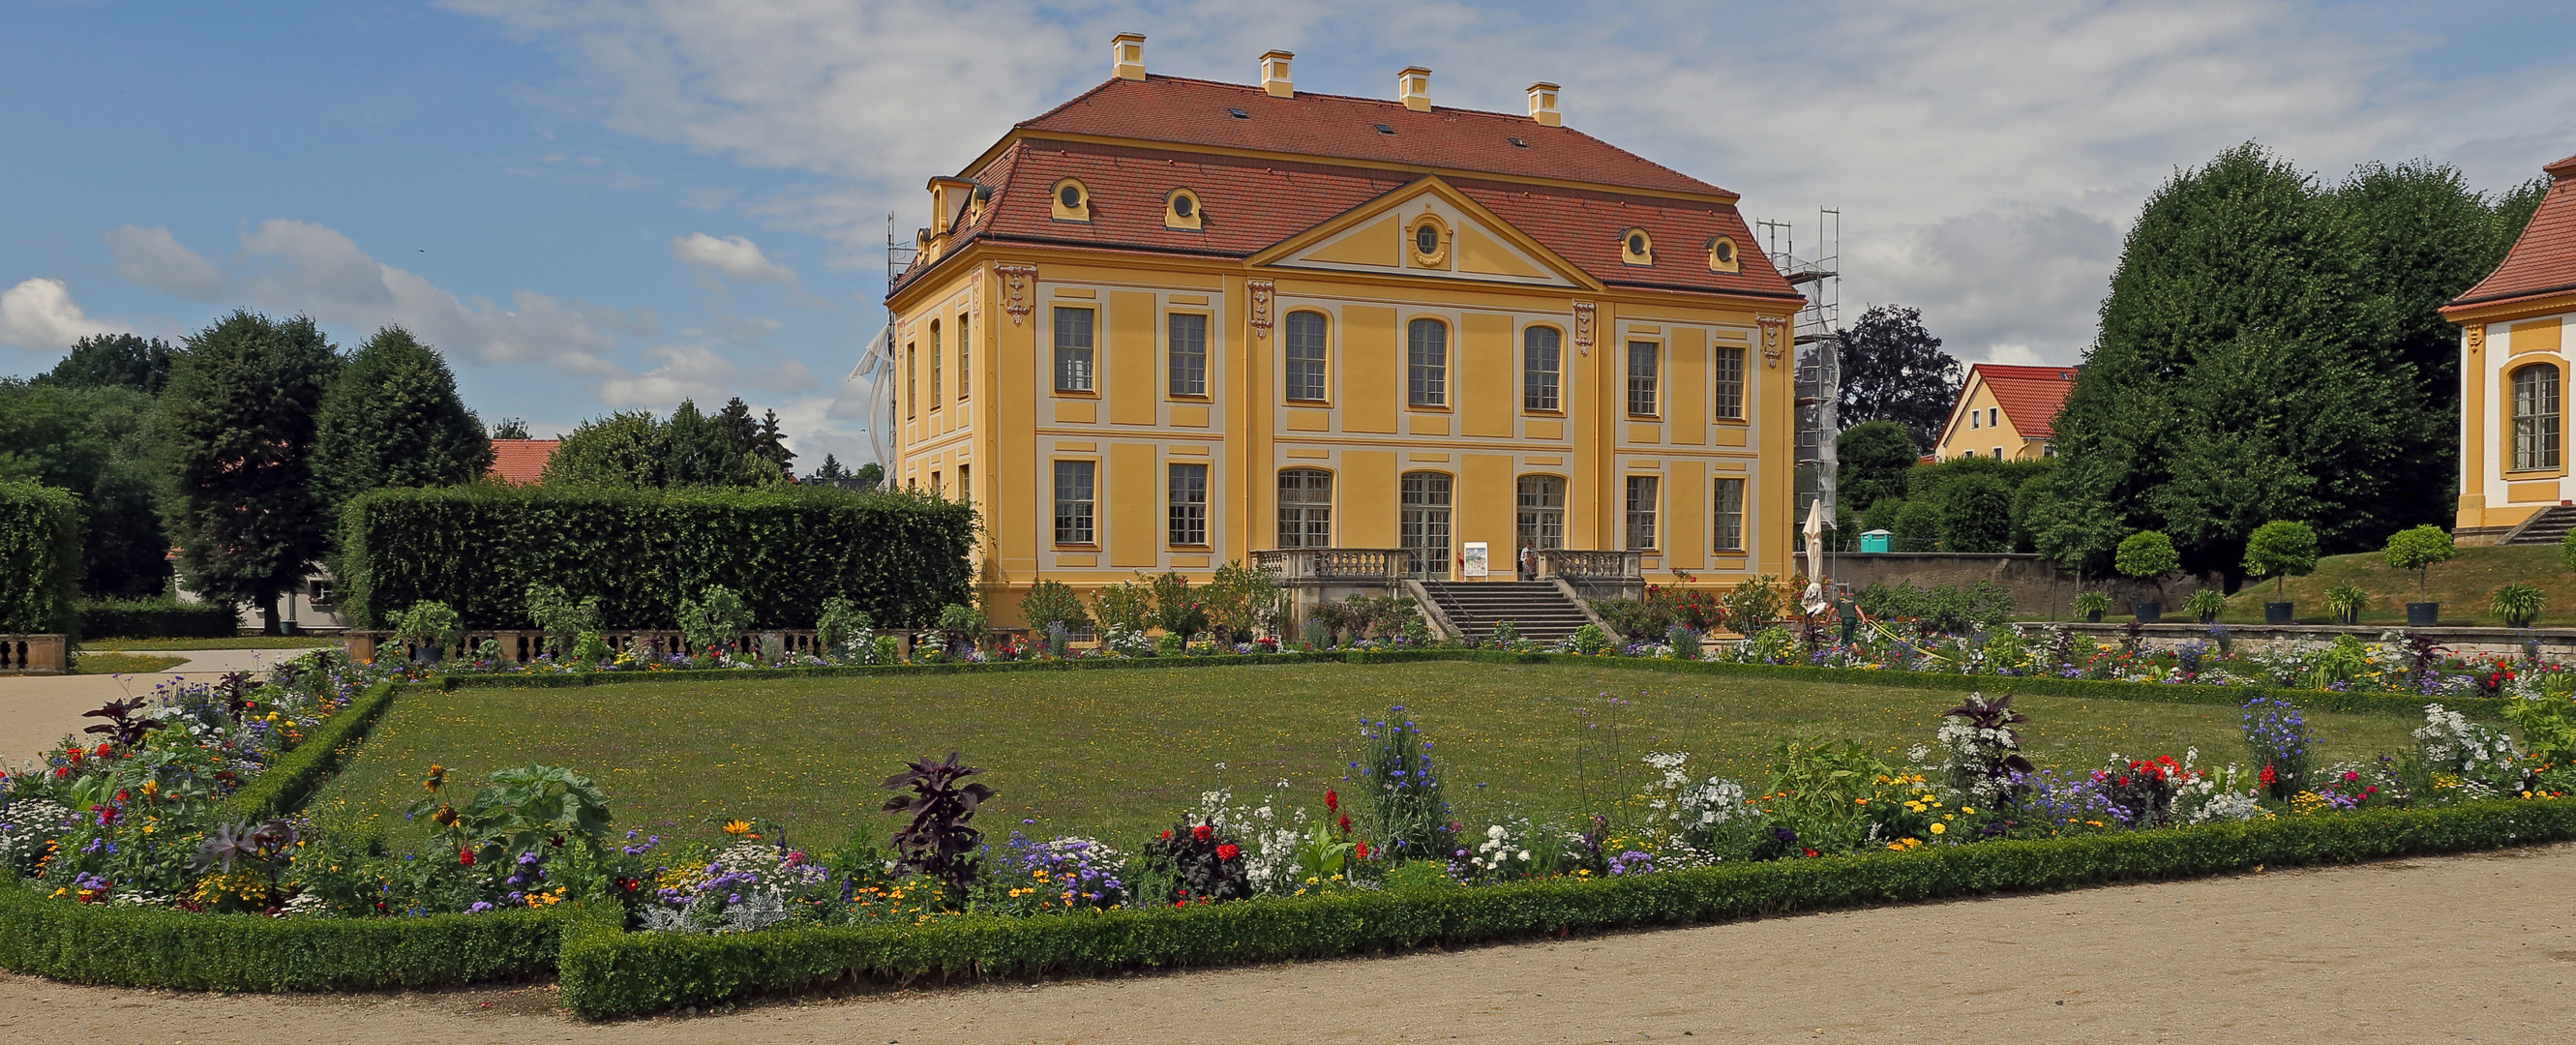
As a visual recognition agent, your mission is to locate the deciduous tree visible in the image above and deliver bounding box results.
[1835,305,1962,452]
[313,326,493,507]
[156,311,340,633]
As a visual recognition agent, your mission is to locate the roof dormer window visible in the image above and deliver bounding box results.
[1374,123,1395,135]
[1707,236,1740,274]
[1051,178,1091,223]
[1164,188,1203,231]
[1621,228,1653,266]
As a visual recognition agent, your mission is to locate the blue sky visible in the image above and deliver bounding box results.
[6,1,2572,468]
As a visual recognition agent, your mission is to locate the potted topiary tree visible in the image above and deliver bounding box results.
[2241,520,2320,625]
[2381,525,2456,627]
[391,600,462,667]
[2114,530,2179,623]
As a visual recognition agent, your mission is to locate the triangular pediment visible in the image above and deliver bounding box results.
[1249,177,1600,290]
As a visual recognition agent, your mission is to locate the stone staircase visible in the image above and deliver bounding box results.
[2507,505,2576,546]
[1418,581,1598,644]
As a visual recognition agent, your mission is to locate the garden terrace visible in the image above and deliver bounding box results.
[306,659,2421,849]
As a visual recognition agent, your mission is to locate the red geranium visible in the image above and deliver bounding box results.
[1324,789,1338,813]
[2259,765,2277,787]
[1336,813,1353,835]
[1354,842,1371,859]
[458,849,476,866]
[1215,843,1240,860]
[1191,824,1213,842]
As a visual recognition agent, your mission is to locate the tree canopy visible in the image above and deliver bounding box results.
[313,325,493,507]
[2040,143,2541,580]
[1835,420,1919,512]
[1836,305,1962,452]
[0,379,168,597]
[33,333,181,396]
[544,399,790,488]
[156,310,341,631]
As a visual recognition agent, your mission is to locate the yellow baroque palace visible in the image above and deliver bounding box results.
[2446,149,2576,545]
[884,38,1807,628]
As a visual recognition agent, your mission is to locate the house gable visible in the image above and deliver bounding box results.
[1250,176,1597,289]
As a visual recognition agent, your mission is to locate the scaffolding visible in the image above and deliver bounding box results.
[1759,208,1842,577]
[852,212,919,470]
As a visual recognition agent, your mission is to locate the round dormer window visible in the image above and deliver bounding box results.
[1628,233,1647,255]
[1060,184,1082,209]
[1713,240,1734,264]
[1416,224,1439,255]
[1173,194,1194,218]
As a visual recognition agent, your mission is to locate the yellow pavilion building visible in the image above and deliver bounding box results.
[884,37,1807,628]
[2446,149,2576,546]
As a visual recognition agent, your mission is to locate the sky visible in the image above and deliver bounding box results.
[5,0,2572,469]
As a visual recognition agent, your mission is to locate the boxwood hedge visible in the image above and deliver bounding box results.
[0,885,562,991]
[554,797,2576,1018]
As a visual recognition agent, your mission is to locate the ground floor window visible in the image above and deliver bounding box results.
[1400,471,1453,580]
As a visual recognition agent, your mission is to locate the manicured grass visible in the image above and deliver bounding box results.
[308,662,2420,850]
[2212,544,2573,627]
[74,652,188,674]
[79,636,342,651]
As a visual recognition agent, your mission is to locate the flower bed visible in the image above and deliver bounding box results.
[8,647,2574,1015]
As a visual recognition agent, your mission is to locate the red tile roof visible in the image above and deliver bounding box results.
[1015,75,1730,197]
[908,139,1797,300]
[2445,151,2576,315]
[1970,364,2081,439]
[488,439,557,485]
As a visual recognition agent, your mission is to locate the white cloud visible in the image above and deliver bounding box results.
[103,225,225,298]
[671,232,797,284]
[444,0,2576,365]
[0,278,133,351]
[236,218,655,365]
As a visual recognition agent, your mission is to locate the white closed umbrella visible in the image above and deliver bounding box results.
[1800,498,1831,617]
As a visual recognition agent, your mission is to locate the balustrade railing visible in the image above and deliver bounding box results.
[1251,548,1408,583]
[1538,550,1642,581]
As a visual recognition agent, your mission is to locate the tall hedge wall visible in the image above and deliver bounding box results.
[337,484,975,629]
[76,598,239,640]
[0,478,81,636]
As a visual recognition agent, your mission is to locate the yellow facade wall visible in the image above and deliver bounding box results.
[1343,306,1398,434]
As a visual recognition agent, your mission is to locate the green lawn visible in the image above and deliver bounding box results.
[80,636,342,651]
[2215,544,2572,627]
[74,651,188,674]
[308,663,2423,851]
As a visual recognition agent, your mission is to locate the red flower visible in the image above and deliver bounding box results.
[1215,843,1241,860]
[1160,829,1174,841]
[2259,765,2277,787]
[1325,790,1338,813]
[1802,847,1821,858]
[458,849,476,866]
[94,743,112,758]
[1354,842,1372,859]
[1336,813,1353,835]
[2342,771,2359,784]
[54,766,69,779]
[1191,824,1213,842]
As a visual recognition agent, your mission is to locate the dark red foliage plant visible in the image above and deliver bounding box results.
[881,752,994,899]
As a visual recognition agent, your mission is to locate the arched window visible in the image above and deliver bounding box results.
[1400,471,1453,580]
[1522,326,1561,412]
[1165,188,1202,230]
[2513,363,2561,472]
[1284,311,1329,402]
[1515,475,1566,552]
[1407,317,1448,406]
[1277,468,1333,548]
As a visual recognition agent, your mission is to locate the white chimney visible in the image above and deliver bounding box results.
[1111,32,1146,81]
[1397,67,1432,112]
[1526,82,1561,127]
[1260,49,1296,98]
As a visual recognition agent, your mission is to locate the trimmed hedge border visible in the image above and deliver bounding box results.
[0,886,562,991]
[221,679,402,821]
[425,647,2502,719]
[554,797,2576,1019]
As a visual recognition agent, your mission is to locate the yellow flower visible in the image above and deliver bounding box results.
[1928,821,1946,835]
[722,819,754,836]
[1962,806,1976,815]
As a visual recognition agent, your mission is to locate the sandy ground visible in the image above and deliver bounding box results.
[2,843,2569,1044]
[0,649,299,764]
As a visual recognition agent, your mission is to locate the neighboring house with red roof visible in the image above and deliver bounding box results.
[487,438,559,485]
[883,38,1810,624]
[1931,364,2079,462]
[2443,149,2576,545]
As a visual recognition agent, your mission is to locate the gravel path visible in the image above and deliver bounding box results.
[5,842,2571,1044]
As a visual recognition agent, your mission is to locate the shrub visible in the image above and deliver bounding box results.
[1093,579,1153,635]
[1719,575,1786,634]
[336,484,973,630]
[2183,588,2228,624]
[0,478,81,636]
[1891,500,1941,552]
[2071,590,2112,618]
[2494,582,2546,628]
[882,753,993,901]
[1018,580,1092,636]
[2241,521,2321,600]
[678,585,753,655]
[524,583,603,658]
[389,601,461,652]
[2381,525,2456,597]
[813,597,874,658]
[76,597,236,640]
[2324,583,2371,625]
[1589,597,1675,640]
[2563,528,2576,572]
[1935,473,2013,552]
[1854,580,2014,632]
[2113,531,2179,596]
[1149,572,1201,635]
[1205,560,1283,642]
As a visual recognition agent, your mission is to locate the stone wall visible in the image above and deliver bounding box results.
[1813,552,2222,619]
